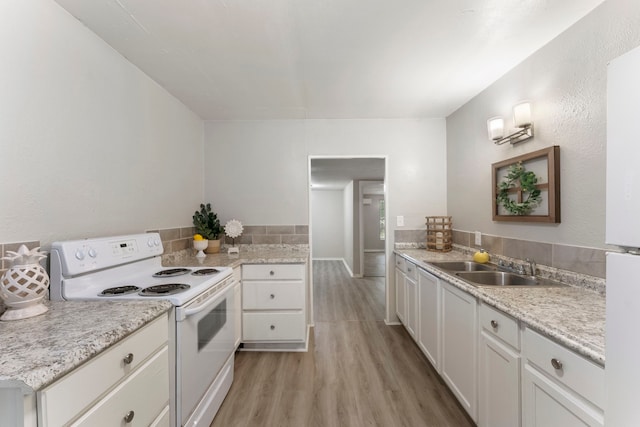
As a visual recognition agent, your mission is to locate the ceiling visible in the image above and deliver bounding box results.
[55,0,605,121]
[311,158,384,192]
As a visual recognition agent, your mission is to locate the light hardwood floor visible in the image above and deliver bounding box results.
[363,251,385,277]
[211,260,474,427]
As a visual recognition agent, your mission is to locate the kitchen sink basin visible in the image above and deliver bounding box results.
[455,271,566,287]
[428,261,496,272]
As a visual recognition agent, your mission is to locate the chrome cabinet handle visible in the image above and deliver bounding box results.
[551,358,563,370]
[269,270,275,276]
[270,294,275,299]
[124,410,135,423]
[490,320,498,329]
[123,353,134,365]
[270,325,275,330]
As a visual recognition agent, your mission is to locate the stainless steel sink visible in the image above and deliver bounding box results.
[428,261,496,272]
[455,271,566,287]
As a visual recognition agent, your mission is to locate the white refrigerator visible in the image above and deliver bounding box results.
[606,43,640,426]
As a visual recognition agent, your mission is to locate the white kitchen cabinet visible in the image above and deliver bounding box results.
[38,314,169,427]
[233,266,242,349]
[417,267,440,370]
[395,255,406,324]
[522,328,604,427]
[241,263,307,350]
[478,303,521,427]
[440,280,477,422]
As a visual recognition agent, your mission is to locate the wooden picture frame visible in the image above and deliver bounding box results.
[492,146,560,223]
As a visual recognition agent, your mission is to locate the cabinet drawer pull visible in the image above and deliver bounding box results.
[269,270,275,276]
[407,267,412,272]
[124,410,135,423]
[490,320,498,329]
[123,353,134,365]
[270,294,275,299]
[551,358,563,370]
[270,325,276,330]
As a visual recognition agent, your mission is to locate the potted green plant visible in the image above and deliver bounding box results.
[193,203,222,254]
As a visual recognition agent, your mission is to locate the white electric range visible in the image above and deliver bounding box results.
[49,233,236,427]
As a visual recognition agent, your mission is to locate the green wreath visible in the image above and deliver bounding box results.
[497,162,542,215]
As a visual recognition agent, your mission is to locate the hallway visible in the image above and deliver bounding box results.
[211,260,474,427]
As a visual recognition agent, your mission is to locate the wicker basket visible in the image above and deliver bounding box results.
[426,216,452,252]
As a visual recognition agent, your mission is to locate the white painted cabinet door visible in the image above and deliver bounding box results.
[522,364,603,427]
[441,281,477,422]
[395,267,406,324]
[405,275,417,340]
[417,268,440,370]
[479,332,521,427]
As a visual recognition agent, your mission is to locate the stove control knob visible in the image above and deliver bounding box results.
[154,239,161,247]
[75,249,85,261]
[147,238,154,248]
[88,248,97,258]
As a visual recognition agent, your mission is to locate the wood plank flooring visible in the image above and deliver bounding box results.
[211,260,474,427]
[363,252,385,277]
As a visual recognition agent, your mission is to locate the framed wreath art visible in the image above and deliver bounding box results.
[492,146,561,223]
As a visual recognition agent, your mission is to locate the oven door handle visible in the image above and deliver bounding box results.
[176,280,234,321]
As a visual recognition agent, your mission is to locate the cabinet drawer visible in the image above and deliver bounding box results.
[38,314,168,427]
[243,281,304,310]
[395,255,406,273]
[242,264,305,280]
[243,312,306,341]
[523,328,604,409]
[405,261,418,281]
[71,346,169,426]
[479,303,520,350]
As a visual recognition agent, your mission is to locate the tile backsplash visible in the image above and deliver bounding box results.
[149,224,310,254]
[396,229,608,279]
[453,229,607,279]
[227,225,309,245]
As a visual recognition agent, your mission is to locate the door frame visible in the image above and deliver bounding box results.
[358,180,385,276]
[308,155,389,323]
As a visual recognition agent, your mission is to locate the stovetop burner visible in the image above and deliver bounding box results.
[191,268,221,276]
[99,285,141,296]
[153,268,192,278]
[139,283,190,296]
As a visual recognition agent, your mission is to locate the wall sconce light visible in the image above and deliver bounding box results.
[487,101,534,145]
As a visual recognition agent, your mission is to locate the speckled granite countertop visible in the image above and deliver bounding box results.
[162,246,310,268]
[395,249,605,366]
[0,300,171,392]
[0,247,306,394]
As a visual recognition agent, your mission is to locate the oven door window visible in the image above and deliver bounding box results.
[198,299,226,351]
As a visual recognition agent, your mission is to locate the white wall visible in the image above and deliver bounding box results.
[446,0,640,249]
[203,119,447,229]
[0,0,204,245]
[311,190,344,259]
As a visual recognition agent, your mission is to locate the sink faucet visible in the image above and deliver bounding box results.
[498,259,533,276]
[526,258,536,277]
[498,260,520,273]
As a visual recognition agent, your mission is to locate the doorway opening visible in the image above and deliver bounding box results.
[308,156,388,322]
